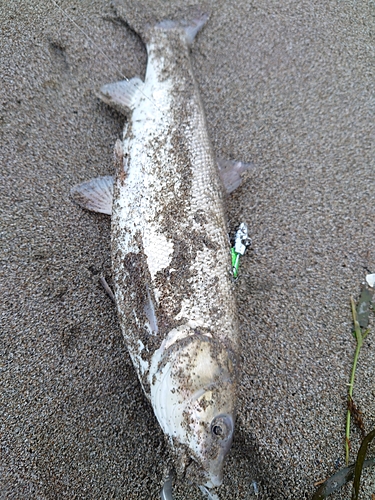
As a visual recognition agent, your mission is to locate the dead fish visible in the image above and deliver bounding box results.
[71,10,252,491]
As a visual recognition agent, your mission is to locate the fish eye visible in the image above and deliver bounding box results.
[210,415,233,440]
[212,424,224,436]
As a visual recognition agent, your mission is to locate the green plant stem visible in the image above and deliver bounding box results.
[345,297,365,465]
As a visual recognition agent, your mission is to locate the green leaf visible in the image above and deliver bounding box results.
[356,286,374,329]
[352,428,375,500]
[312,457,375,499]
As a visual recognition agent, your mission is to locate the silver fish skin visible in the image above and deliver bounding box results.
[72,13,240,490]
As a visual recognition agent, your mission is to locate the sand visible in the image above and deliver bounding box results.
[1,0,374,498]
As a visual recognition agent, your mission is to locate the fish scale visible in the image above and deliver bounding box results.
[112,33,238,351]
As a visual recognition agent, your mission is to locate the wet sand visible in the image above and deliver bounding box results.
[1,0,374,498]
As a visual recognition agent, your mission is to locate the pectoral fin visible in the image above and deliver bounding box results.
[144,285,158,334]
[217,159,254,194]
[98,77,144,114]
[70,175,113,215]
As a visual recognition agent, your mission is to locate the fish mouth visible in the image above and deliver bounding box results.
[203,473,223,488]
[185,457,224,489]
[199,485,221,500]
[203,460,224,488]
[161,472,222,500]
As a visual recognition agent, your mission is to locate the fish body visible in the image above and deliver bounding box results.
[72,12,244,489]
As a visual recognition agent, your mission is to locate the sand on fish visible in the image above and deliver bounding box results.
[1,0,374,498]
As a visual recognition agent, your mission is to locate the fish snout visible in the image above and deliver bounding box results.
[203,414,235,488]
[204,471,223,488]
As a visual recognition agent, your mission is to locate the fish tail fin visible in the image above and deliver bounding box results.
[112,3,209,46]
[152,11,209,46]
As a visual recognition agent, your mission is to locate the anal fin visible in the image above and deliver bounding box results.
[71,175,114,215]
[217,159,255,194]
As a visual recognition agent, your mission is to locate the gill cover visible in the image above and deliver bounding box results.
[150,328,237,487]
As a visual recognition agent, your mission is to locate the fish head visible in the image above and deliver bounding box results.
[150,329,237,488]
